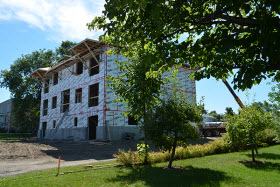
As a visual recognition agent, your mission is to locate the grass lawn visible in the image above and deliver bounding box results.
[1,145,280,186]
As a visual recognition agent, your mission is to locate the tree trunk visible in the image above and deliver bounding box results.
[143,104,149,165]
[168,138,177,169]
[252,148,255,162]
[255,147,258,155]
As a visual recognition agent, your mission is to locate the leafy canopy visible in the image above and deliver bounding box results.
[0,41,76,132]
[144,90,201,168]
[226,105,272,161]
[89,0,280,90]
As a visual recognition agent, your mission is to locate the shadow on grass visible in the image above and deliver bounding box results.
[108,165,235,186]
[245,153,280,160]
[240,161,280,172]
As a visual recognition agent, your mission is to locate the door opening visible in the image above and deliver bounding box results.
[88,115,98,140]
[42,122,47,138]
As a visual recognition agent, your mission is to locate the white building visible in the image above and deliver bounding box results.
[0,99,13,131]
[31,38,197,140]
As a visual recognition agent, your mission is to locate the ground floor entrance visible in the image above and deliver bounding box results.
[42,122,47,138]
[88,115,98,140]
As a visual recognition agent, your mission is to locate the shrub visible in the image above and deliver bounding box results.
[114,149,141,167]
[226,105,272,162]
[259,128,278,145]
[115,133,278,166]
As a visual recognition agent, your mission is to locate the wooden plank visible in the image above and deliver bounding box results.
[32,77,44,88]
[84,41,100,65]
[89,64,99,70]
[36,72,48,86]
[63,65,78,76]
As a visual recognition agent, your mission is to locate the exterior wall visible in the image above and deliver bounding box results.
[0,99,14,130]
[161,67,196,102]
[39,47,108,140]
[38,46,197,141]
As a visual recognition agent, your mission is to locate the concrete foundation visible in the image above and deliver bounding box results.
[38,126,144,141]
[38,127,88,140]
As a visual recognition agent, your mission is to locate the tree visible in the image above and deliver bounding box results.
[225,107,234,116]
[89,0,280,91]
[0,41,76,132]
[208,110,224,122]
[251,101,279,116]
[226,105,272,162]
[268,83,280,108]
[144,91,201,168]
[267,84,280,142]
[108,50,165,164]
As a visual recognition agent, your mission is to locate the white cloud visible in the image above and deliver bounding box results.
[0,0,105,42]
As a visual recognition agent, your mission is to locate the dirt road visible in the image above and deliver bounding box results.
[0,137,218,177]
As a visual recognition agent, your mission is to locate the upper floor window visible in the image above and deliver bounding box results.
[89,83,99,107]
[89,55,99,76]
[43,99,48,116]
[52,96,57,109]
[61,89,70,113]
[53,73,58,85]
[76,62,83,75]
[44,79,49,94]
[75,88,82,103]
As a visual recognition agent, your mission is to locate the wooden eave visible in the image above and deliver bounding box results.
[30,68,51,79]
[69,38,105,56]
[39,39,105,78]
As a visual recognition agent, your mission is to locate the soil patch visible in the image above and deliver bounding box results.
[0,137,218,177]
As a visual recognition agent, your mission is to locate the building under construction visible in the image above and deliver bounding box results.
[31,38,197,140]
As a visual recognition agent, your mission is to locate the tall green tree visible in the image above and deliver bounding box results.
[226,105,272,162]
[225,107,234,116]
[251,101,279,116]
[144,91,201,168]
[208,110,224,122]
[108,49,166,163]
[268,83,280,108]
[0,41,76,132]
[89,0,280,90]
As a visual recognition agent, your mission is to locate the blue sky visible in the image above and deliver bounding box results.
[0,0,275,114]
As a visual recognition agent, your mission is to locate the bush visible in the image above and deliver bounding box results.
[114,149,141,167]
[115,135,231,166]
[259,128,278,145]
[114,133,278,166]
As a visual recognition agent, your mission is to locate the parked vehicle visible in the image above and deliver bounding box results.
[199,122,227,137]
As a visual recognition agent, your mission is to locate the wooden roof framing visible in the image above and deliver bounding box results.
[30,38,105,81]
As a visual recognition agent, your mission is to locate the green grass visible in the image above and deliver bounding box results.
[1,145,280,186]
[0,133,34,139]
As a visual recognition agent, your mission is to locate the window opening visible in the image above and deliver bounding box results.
[53,120,56,128]
[128,116,138,125]
[76,62,83,75]
[43,99,48,116]
[44,79,50,94]
[89,83,99,107]
[61,89,70,112]
[53,73,58,85]
[75,88,82,103]
[52,96,57,109]
[89,55,99,76]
